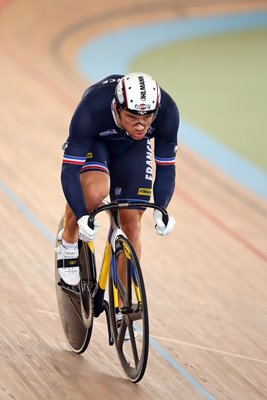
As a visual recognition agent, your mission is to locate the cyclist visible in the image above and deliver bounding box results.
[56,72,179,286]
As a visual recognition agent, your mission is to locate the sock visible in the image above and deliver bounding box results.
[58,229,77,249]
[62,238,78,249]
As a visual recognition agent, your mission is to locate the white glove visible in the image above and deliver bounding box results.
[153,209,175,236]
[77,216,100,242]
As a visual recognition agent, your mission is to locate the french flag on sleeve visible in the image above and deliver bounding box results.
[63,155,86,165]
[155,156,176,166]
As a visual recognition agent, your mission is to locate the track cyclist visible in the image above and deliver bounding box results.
[56,72,180,286]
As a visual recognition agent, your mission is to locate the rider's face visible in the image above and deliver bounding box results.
[118,108,154,140]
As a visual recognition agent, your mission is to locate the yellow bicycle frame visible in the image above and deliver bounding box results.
[89,235,142,311]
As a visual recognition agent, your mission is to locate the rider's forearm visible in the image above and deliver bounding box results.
[61,164,88,220]
[153,164,176,208]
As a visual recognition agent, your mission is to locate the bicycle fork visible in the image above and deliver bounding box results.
[92,241,114,345]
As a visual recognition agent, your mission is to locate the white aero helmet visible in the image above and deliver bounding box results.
[115,72,161,116]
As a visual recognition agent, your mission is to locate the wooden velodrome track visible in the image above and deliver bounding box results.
[1,1,267,399]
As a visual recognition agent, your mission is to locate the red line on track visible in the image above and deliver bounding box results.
[1,0,266,265]
[177,188,267,264]
[0,0,75,110]
[0,0,12,13]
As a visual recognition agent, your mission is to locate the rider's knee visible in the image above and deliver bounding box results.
[121,213,142,241]
[81,171,110,211]
[84,189,109,212]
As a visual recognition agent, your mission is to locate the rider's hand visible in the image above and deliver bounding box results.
[77,216,100,242]
[153,209,175,236]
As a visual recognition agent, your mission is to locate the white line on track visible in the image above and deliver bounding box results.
[151,334,267,364]
[40,312,267,365]
[89,320,267,364]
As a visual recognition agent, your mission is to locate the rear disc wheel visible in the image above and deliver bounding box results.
[55,219,94,354]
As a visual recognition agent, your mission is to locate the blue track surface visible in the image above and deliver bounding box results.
[77,11,267,200]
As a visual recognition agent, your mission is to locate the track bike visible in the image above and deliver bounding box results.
[55,201,169,383]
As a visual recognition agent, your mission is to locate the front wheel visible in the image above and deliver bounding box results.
[109,235,149,383]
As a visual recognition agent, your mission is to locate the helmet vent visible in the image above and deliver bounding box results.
[115,72,161,115]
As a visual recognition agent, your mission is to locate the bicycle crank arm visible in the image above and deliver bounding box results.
[93,286,106,317]
[102,300,114,346]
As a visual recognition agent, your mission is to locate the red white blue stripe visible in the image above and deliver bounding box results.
[155,156,176,165]
[63,155,86,165]
[81,162,109,174]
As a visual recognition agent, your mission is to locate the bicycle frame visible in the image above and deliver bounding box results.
[56,200,169,380]
[87,201,168,316]
[88,203,128,318]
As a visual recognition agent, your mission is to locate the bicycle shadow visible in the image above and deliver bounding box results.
[45,347,146,400]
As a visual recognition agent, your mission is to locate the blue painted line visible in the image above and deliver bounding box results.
[149,336,216,400]
[1,11,264,398]
[0,179,55,243]
[135,322,216,399]
[181,120,267,198]
[76,10,267,200]
[77,11,267,81]
[1,177,217,398]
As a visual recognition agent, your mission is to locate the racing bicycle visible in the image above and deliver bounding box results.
[55,200,169,383]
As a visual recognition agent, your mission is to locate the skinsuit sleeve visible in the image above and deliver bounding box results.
[153,102,179,208]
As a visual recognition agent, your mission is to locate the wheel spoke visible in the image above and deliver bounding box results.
[128,323,140,368]
[117,319,127,348]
